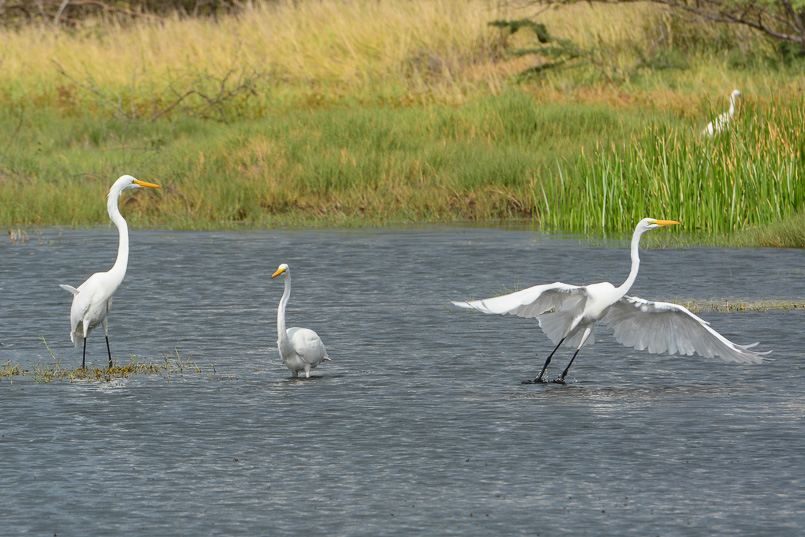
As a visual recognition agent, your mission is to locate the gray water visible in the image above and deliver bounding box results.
[1,227,804,536]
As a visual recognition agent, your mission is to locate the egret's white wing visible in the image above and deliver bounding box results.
[288,327,328,365]
[64,286,92,345]
[62,273,111,345]
[703,111,731,136]
[603,296,767,364]
[452,282,585,318]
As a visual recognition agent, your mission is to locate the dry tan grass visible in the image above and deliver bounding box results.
[1,0,791,110]
[2,0,516,99]
[679,299,805,313]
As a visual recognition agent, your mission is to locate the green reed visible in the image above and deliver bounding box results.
[539,95,805,235]
[1,90,801,237]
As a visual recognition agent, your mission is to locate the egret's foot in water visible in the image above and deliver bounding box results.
[521,377,547,385]
[551,378,567,385]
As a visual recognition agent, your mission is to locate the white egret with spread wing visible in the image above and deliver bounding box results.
[271,263,330,378]
[453,218,767,383]
[703,89,742,136]
[60,175,162,368]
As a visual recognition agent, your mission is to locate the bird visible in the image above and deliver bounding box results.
[270,263,330,378]
[452,218,767,384]
[702,89,742,136]
[60,175,162,369]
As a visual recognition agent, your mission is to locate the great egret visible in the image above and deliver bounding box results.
[60,175,162,368]
[271,263,330,378]
[453,218,767,384]
[702,89,742,136]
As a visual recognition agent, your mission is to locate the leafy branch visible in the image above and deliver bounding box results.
[489,18,619,81]
[515,1,805,46]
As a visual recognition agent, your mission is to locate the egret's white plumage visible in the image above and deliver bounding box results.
[60,175,162,368]
[453,218,767,383]
[271,263,330,378]
[703,89,742,136]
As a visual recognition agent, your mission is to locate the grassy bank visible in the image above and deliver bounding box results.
[0,91,655,228]
[1,0,803,242]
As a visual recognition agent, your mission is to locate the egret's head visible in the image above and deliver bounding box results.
[271,263,290,279]
[113,175,163,192]
[638,218,681,232]
[732,89,742,99]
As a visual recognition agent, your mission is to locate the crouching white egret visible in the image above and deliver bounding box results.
[453,218,767,384]
[271,263,330,378]
[60,175,162,368]
[703,89,742,136]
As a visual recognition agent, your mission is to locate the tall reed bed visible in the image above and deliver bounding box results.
[539,95,805,234]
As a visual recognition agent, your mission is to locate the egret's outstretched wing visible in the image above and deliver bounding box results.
[603,296,767,364]
[452,282,585,318]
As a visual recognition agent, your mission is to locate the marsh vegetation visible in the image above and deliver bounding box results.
[0,0,803,243]
[0,341,218,383]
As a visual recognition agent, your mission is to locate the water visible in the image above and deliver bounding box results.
[1,227,804,536]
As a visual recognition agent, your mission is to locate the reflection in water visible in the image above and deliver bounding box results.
[1,227,804,536]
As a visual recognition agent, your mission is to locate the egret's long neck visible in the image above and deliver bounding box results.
[108,188,129,281]
[728,95,736,117]
[277,275,291,346]
[616,227,644,297]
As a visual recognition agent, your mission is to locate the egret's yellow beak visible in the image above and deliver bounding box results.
[271,267,286,279]
[133,179,163,189]
[653,220,681,227]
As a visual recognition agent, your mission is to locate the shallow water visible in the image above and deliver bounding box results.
[1,227,804,536]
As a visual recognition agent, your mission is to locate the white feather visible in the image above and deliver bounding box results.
[453,218,767,380]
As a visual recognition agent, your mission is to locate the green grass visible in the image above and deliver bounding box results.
[540,94,805,235]
[0,90,659,228]
[731,212,805,248]
[1,1,804,244]
[2,88,802,239]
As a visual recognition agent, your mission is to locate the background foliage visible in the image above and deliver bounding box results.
[0,0,803,243]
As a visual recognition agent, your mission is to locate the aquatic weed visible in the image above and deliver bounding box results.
[2,340,222,384]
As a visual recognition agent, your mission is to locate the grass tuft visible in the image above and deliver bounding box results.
[0,343,221,384]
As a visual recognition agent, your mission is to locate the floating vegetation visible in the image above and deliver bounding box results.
[678,299,805,314]
[1,343,228,384]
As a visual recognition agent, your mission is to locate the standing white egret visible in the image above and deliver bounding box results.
[453,218,767,384]
[271,263,330,378]
[702,89,742,136]
[60,175,162,368]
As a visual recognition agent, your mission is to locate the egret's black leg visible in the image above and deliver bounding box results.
[523,337,565,384]
[82,338,87,369]
[555,348,581,383]
[105,336,113,369]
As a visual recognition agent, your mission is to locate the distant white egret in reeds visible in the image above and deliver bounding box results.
[703,89,742,136]
[453,218,767,383]
[271,263,330,378]
[60,175,162,368]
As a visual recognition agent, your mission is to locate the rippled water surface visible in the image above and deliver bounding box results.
[2,227,804,536]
